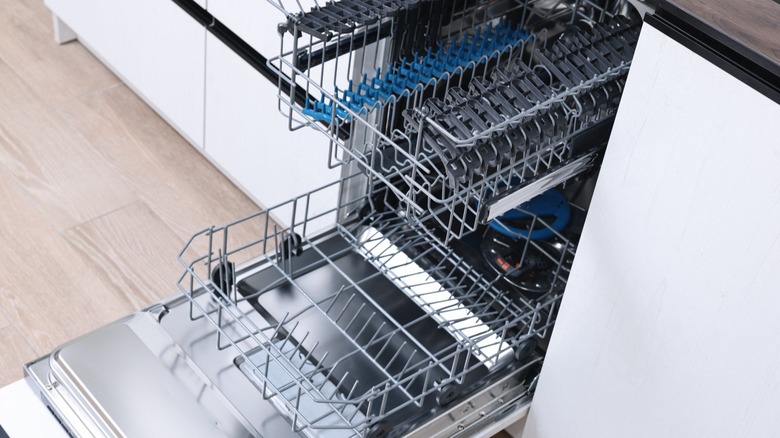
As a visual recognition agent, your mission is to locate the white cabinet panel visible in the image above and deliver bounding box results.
[204,33,339,228]
[524,25,780,438]
[44,0,206,147]
[207,0,353,95]
[208,0,319,56]
[0,381,69,438]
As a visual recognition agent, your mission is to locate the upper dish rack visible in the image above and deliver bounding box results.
[268,0,640,242]
[177,173,579,437]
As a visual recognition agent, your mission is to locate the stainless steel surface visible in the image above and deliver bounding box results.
[27,354,105,437]
[159,294,302,438]
[50,314,230,437]
[26,296,301,438]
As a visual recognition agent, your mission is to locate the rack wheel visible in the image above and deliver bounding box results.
[366,421,391,438]
[210,260,235,297]
[436,383,460,407]
[279,233,303,259]
[514,338,537,362]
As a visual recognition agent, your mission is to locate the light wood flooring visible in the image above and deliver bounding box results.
[0,0,263,386]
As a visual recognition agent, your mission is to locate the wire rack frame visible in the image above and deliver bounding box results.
[273,6,541,136]
[269,0,626,127]
[270,15,632,175]
[268,9,636,242]
[272,57,627,241]
[267,0,627,39]
[176,174,576,436]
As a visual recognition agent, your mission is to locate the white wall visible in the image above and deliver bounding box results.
[524,24,780,438]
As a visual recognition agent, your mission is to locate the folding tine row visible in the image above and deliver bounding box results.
[536,16,639,91]
[302,20,527,123]
[287,0,429,40]
[405,16,640,187]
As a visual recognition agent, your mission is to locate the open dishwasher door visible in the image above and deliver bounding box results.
[524,10,780,438]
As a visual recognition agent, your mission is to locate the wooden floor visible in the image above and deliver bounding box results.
[0,0,262,387]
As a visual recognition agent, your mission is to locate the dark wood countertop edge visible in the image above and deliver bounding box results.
[655,0,780,79]
[646,5,780,105]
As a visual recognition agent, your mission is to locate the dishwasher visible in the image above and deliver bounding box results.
[25,1,644,437]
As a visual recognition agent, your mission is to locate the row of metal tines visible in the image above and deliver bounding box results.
[302,20,527,122]
[290,0,430,39]
[403,16,640,186]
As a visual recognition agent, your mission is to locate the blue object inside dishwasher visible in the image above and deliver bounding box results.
[490,188,571,240]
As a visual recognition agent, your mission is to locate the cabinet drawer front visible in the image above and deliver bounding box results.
[207,0,318,56]
[45,0,206,147]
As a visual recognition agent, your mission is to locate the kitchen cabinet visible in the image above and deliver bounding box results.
[44,0,206,148]
[525,22,780,438]
[44,0,338,217]
[207,0,296,55]
[203,0,346,223]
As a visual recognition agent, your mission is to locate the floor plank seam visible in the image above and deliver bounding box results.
[59,199,146,235]
[136,193,194,244]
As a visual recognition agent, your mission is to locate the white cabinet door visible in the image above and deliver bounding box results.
[207,0,354,103]
[45,0,206,147]
[208,0,319,56]
[204,33,340,228]
[524,24,780,438]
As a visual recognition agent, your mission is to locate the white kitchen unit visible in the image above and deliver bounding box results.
[524,22,780,438]
[44,0,206,148]
[0,381,68,437]
[207,0,313,56]
[44,0,338,224]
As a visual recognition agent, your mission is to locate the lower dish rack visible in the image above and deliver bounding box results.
[176,173,580,437]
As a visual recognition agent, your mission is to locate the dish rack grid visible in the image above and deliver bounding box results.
[268,0,639,242]
[176,174,578,436]
[266,0,625,34]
